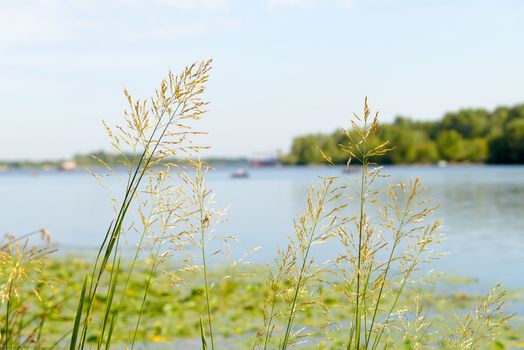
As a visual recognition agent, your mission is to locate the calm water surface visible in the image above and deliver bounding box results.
[1,165,523,290]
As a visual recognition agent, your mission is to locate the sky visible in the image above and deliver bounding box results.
[1,0,523,160]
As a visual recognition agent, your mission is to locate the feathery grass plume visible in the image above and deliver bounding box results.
[254,246,296,350]
[139,157,206,338]
[443,285,512,349]
[0,230,56,349]
[173,159,231,350]
[325,97,443,349]
[114,165,188,350]
[68,59,212,350]
[395,293,432,350]
[254,176,348,349]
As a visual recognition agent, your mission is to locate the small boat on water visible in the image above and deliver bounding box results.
[58,161,78,171]
[231,168,249,178]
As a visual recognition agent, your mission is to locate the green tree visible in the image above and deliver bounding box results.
[489,118,524,163]
[437,130,464,161]
[285,134,325,165]
[440,109,490,138]
[415,141,440,163]
[462,138,489,162]
[281,102,524,165]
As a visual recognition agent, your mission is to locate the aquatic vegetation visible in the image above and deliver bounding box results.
[1,254,521,348]
[0,61,519,349]
[0,229,57,348]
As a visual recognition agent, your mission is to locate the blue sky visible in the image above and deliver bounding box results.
[1,0,523,160]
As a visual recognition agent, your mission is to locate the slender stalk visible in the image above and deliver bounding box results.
[130,208,175,349]
[200,204,215,350]
[370,239,428,350]
[97,237,121,349]
[0,230,42,250]
[262,289,278,350]
[349,130,368,350]
[129,254,157,350]
[364,215,406,348]
[4,279,14,350]
[280,184,328,350]
[116,192,162,347]
[280,221,318,350]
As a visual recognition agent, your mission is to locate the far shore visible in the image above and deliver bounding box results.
[2,160,524,173]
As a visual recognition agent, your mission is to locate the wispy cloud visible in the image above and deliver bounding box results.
[0,0,235,48]
[267,0,352,9]
[0,1,83,46]
[160,0,231,10]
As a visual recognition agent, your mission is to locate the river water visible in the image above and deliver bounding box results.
[1,165,523,290]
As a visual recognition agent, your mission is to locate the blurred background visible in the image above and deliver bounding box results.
[1,0,523,291]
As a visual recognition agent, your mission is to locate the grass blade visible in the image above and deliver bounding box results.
[199,316,208,350]
[69,277,88,350]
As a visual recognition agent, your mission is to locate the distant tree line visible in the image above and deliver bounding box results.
[282,103,524,165]
[73,151,248,167]
[0,151,248,170]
